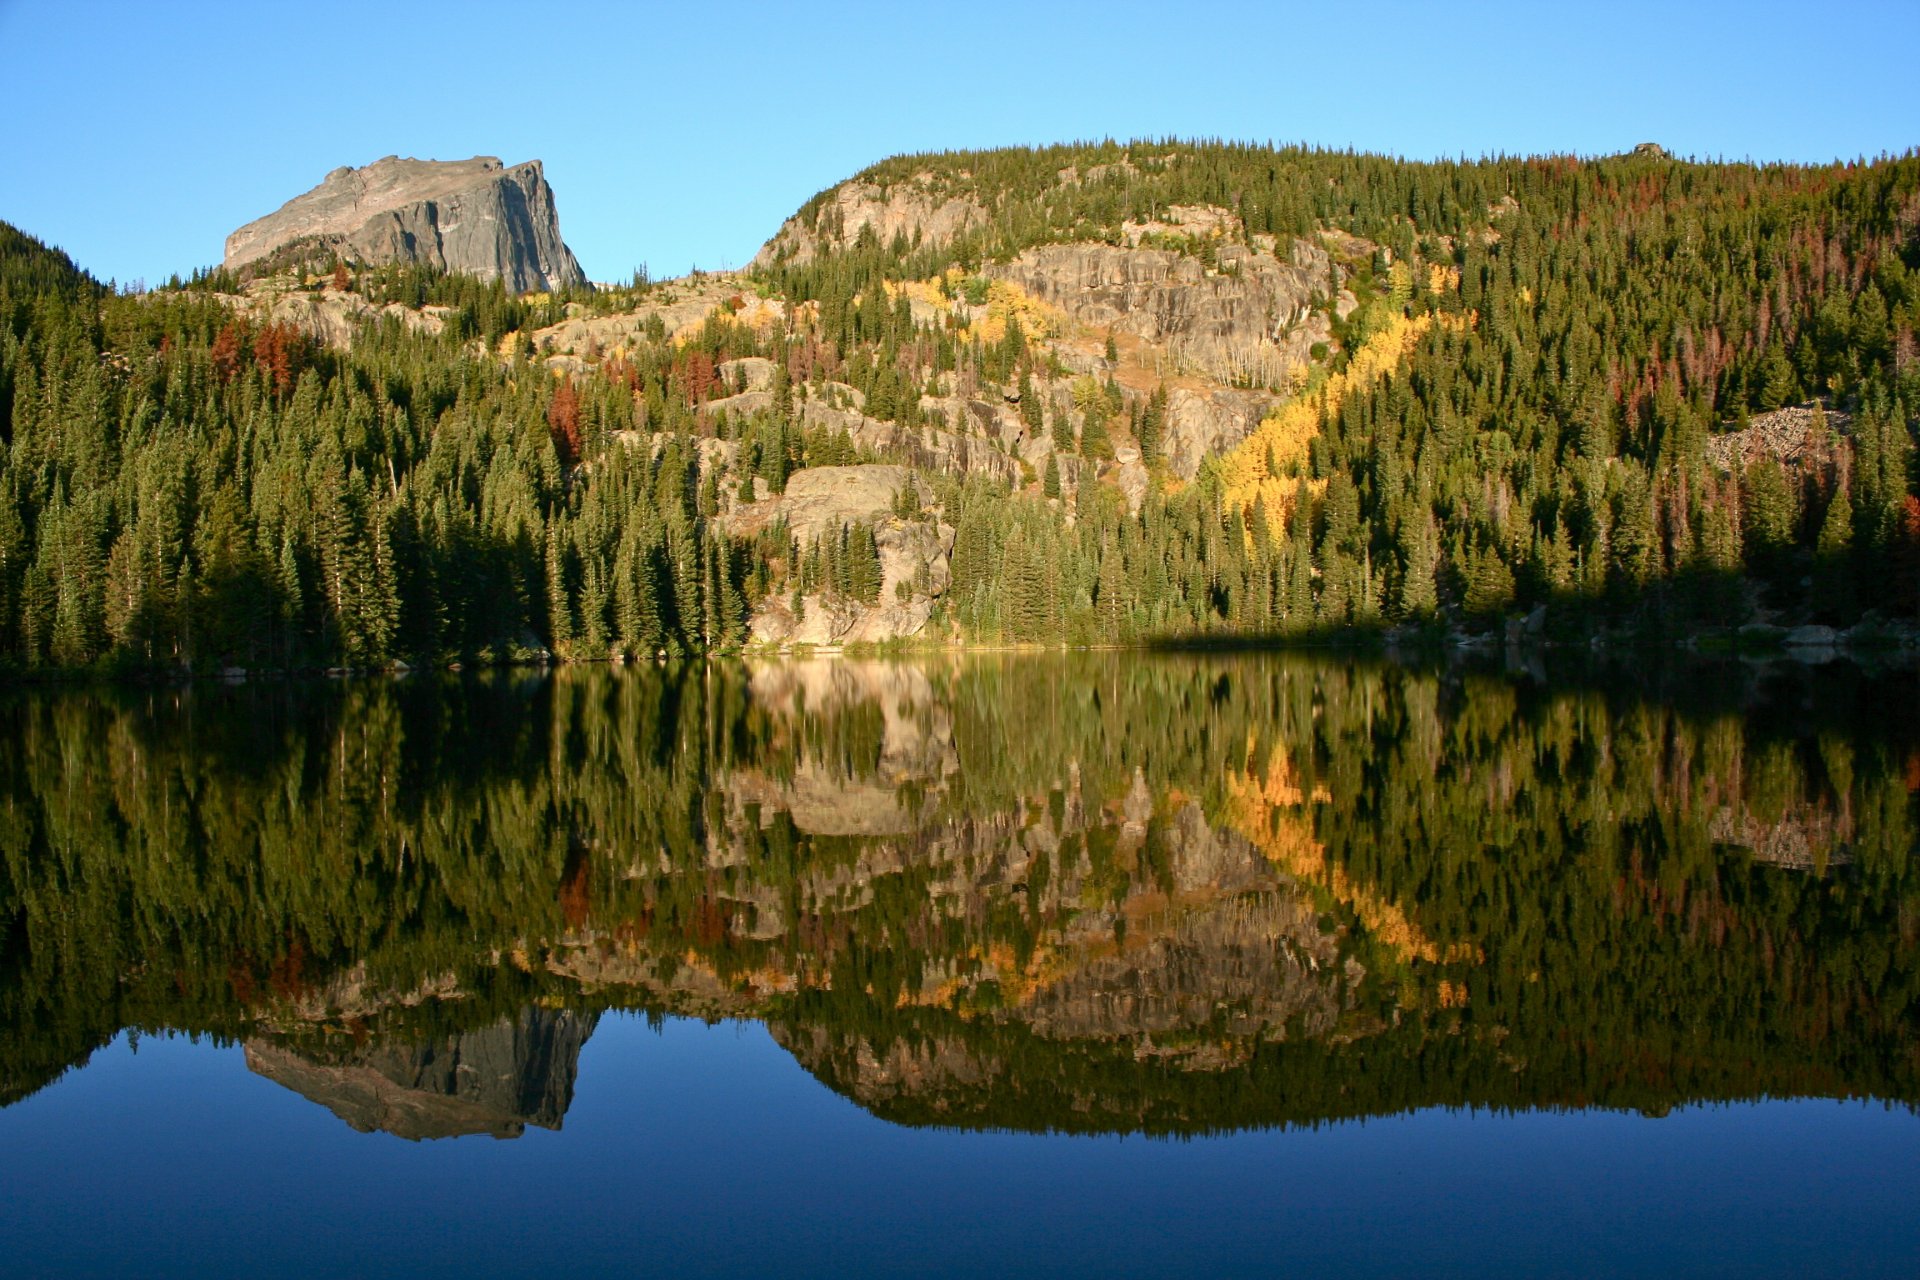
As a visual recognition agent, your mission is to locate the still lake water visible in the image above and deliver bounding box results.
[3,654,1918,1277]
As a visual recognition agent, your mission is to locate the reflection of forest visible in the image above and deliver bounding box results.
[2,655,1917,1136]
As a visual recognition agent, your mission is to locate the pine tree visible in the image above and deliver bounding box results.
[1814,484,1855,621]
[1741,458,1798,570]
[1051,396,1075,454]
[1397,513,1439,621]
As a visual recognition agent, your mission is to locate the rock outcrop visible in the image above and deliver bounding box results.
[984,235,1335,392]
[1705,403,1852,475]
[724,465,955,646]
[225,155,585,293]
[1159,385,1284,481]
[752,175,986,268]
[210,283,457,350]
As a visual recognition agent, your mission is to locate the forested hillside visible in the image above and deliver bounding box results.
[2,140,1918,673]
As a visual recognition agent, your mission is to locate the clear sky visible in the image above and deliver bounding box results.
[3,0,1915,286]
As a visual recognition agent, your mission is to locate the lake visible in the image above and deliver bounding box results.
[3,654,1918,1277]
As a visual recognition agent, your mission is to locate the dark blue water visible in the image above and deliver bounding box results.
[4,1016,1917,1279]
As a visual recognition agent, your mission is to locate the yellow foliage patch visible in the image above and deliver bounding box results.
[975,279,1060,345]
[731,296,788,332]
[888,277,949,314]
[1220,312,1459,539]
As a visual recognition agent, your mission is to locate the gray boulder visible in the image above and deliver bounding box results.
[225,155,585,293]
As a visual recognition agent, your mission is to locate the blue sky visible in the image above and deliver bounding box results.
[2,0,1915,286]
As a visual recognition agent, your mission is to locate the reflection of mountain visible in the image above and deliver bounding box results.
[3,655,1918,1133]
[243,1009,598,1141]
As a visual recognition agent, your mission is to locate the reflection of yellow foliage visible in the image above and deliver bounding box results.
[1224,742,1478,968]
[1220,313,1462,538]
[896,940,1064,1013]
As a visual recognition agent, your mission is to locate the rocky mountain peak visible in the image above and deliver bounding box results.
[224,154,586,292]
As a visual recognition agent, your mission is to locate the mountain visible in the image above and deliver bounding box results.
[0,138,1916,672]
[222,155,586,292]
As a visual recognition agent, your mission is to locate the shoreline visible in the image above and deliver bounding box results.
[6,621,1918,688]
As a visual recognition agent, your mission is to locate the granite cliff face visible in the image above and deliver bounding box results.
[224,155,586,292]
[986,237,1336,390]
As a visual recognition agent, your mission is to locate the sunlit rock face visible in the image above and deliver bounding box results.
[243,1009,598,1141]
[724,467,956,645]
[224,155,586,292]
[751,177,987,269]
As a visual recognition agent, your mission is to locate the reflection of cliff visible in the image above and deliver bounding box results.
[243,1009,598,1141]
[1712,804,1851,871]
[728,660,958,837]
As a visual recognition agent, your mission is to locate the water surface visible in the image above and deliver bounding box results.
[3,655,1918,1276]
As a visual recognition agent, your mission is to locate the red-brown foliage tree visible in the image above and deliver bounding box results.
[252,322,307,398]
[210,322,244,385]
[682,350,717,405]
[557,847,591,928]
[548,377,583,465]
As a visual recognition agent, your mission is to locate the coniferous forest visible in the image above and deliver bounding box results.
[2,140,1919,673]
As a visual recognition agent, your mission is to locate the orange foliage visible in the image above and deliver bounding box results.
[558,848,591,928]
[267,938,310,1001]
[680,350,718,404]
[691,895,731,949]
[211,322,244,385]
